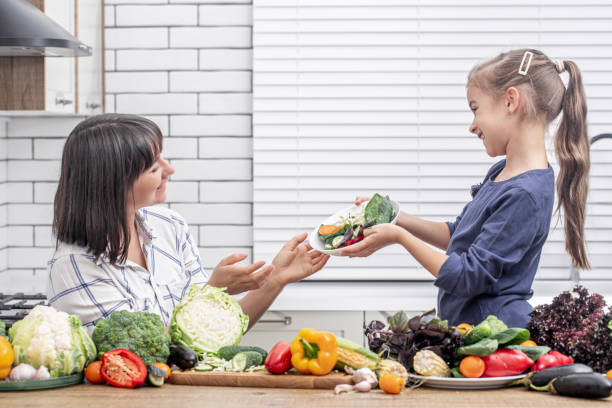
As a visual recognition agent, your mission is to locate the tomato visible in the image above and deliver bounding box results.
[85,361,105,384]
[606,369,612,382]
[101,349,147,388]
[459,356,486,378]
[520,340,537,347]
[0,337,14,380]
[379,373,405,394]
[152,363,171,381]
[265,341,292,374]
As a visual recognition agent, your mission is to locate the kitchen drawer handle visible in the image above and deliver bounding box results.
[257,316,292,325]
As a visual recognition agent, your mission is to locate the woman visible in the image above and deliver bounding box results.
[47,113,329,331]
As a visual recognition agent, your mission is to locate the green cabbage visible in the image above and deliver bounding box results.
[170,285,249,355]
[8,305,96,377]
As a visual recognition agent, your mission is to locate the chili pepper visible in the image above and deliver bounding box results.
[339,235,364,248]
[532,350,574,372]
[265,341,292,374]
[101,348,147,388]
[290,328,337,376]
[481,348,534,377]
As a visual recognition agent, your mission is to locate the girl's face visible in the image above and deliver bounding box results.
[467,85,512,157]
[131,154,175,210]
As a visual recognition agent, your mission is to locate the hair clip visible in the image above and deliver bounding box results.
[518,51,534,76]
[554,59,565,73]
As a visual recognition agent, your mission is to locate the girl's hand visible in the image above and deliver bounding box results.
[341,224,402,258]
[209,254,274,295]
[355,196,371,206]
[271,233,330,286]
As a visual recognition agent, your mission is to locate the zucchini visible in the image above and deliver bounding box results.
[550,373,612,399]
[217,345,268,361]
[231,351,264,371]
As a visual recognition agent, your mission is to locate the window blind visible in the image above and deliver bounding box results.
[252,0,612,282]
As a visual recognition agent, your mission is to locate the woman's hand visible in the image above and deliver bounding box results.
[208,253,274,295]
[341,223,403,258]
[271,233,330,287]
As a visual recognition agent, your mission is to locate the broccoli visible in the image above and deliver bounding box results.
[92,310,170,365]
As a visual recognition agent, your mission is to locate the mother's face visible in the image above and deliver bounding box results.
[131,155,175,210]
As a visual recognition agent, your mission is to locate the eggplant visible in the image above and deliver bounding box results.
[550,373,612,399]
[529,363,593,388]
[335,224,354,248]
[168,345,198,370]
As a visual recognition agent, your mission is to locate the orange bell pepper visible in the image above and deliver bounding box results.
[290,328,337,376]
[0,336,14,380]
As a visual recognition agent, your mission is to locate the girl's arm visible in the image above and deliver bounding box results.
[396,211,451,251]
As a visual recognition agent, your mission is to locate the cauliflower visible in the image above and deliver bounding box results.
[8,305,96,377]
[92,310,170,365]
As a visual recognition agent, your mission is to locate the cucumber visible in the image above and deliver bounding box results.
[217,345,268,361]
[194,362,214,372]
[231,351,264,371]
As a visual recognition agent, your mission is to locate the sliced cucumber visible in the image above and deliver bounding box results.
[231,351,264,372]
[148,373,164,387]
[194,362,214,372]
[324,244,333,250]
[331,235,344,248]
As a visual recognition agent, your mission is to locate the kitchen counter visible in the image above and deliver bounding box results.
[2,384,610,408]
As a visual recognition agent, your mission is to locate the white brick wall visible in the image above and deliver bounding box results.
[0,1,254,293]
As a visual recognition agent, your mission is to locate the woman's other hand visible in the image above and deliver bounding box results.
[355,196,371,206]
[340,223,402,258]
[271,233,330,286]
[208,254,274,295]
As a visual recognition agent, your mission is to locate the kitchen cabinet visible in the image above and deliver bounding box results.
[242,311,364,350]
[0,0,103,114]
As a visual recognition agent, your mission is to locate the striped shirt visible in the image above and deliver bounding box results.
[47,206,209,332]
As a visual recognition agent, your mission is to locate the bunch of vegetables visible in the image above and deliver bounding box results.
[318,194,394,250]
[364,309,463,372]
[526,285,612,373]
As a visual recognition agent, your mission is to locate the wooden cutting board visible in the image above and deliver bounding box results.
[170,369,353,389]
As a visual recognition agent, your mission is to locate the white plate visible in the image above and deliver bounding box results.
[407,373,526,390]
[309,200,400,256]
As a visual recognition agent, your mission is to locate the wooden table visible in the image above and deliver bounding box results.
[1,384,611,408]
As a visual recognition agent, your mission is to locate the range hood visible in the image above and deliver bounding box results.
[0,0,91,57]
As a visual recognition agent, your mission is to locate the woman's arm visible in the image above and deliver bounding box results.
[238,233,329,331]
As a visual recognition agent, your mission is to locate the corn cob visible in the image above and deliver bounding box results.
[335,337,380,370]
[376,359,408,382]
[412,350,450,377]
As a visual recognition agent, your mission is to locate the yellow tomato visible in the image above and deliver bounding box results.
[520,340,537,347]
[606,370,612,382]
[455,323,473,336]
[0,336,14,380]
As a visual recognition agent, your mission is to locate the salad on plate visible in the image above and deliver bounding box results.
[315,194,398,253]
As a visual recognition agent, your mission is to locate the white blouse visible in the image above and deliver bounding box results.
[47,206,209,332]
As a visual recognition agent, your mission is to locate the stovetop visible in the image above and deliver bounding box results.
[0,293,47,330]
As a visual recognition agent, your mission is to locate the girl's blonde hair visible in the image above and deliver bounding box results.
[468,49,590,270]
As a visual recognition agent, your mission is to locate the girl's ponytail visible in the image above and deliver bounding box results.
[554,60,591,269]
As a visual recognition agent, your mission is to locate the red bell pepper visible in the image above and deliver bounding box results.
[532,350,574,372]
[101,348,147,388]
[482,348,534,377]
[265,341,292,374]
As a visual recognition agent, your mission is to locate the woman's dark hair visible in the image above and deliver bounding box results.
[53,113,163,264]
[468,49,591,270]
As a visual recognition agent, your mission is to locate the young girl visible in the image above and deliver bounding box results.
[48,113,329,331]
[342,49,590,328]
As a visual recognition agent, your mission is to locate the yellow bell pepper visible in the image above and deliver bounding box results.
[290,328,337,376]
[0,336,14,380]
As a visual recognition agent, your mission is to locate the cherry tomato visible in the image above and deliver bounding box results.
[85,361,105,384]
